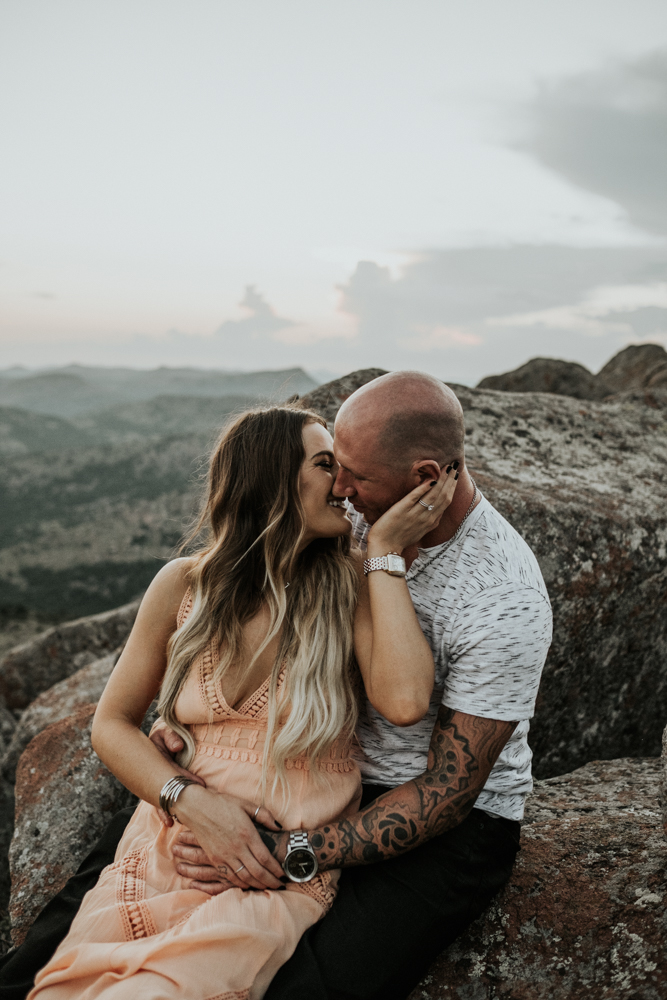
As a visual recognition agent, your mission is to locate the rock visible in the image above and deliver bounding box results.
[597,343,667,394]
[410,757,667,1000]
[0,600,139,713]
[8,701,159,945]
[1,649,120,784]
[0,777,14,914]
[454,384,667,775]
[299,368,389,427]
[477,357,607,400]
[662,722,667,840]
[648,365,667,389]
[0,703,16,758]
[301,370,667,776]
[8,705,133,946]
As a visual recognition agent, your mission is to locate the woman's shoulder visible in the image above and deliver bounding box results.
[139,557,197,624]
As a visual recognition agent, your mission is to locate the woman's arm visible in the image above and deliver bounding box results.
[91,558,285,891]
[353,471,457,727]
[91,557,195,805]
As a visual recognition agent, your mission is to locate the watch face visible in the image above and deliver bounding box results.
[285,848,317,881]
[386,553,406,575]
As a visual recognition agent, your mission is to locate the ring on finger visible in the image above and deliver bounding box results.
[253,805,260,820]
[235,864,246,874]
[418,499,435,511]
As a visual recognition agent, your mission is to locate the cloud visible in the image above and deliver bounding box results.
[488,282,667,337]
[335,245,667,380]
[523,49,667,236]
[215,285,297,340]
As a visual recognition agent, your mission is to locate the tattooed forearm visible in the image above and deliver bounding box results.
[304,707,516,872]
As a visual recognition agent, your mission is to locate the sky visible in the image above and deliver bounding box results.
[1,0,666,384]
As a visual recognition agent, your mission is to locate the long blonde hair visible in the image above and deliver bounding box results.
[157,406,359,795]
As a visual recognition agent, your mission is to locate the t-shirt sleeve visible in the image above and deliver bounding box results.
[442,583,552,721]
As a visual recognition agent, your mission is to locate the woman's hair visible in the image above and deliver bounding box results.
[157,406,359,796]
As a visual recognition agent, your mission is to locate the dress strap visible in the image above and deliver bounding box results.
[176,587,194,629]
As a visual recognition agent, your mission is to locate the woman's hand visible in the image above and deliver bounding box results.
[367,464,458,556]
[174,784,286,891]
[149,723,205,826]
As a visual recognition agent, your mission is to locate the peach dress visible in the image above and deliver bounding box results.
[29,590,362,1000]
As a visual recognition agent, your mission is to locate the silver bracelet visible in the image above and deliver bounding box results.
[159,775,196,819]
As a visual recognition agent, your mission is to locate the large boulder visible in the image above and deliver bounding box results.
[8,699,159,946]
[477,357,606,400]
[0,600,139,713]
[303,371,667,776]
[1,649,120,784]
[410,756,667,1000]
[597,343,667,394]
[8,705,135,947]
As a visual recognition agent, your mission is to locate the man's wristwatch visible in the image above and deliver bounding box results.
[363,552,407,577]
[282,831,319,883]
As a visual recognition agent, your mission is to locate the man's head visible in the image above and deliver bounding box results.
[332,370,465,523]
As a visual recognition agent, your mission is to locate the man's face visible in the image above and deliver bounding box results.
[332,423,411,524]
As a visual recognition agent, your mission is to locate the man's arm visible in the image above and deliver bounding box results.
[263,707,517,870]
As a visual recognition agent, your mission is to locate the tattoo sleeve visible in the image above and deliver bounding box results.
[292,708,517,872]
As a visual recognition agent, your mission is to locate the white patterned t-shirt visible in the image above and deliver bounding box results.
[351,495,552,822]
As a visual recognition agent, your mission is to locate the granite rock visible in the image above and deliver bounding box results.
[1,649,120,784]
[477,357,607,401]
[0,600,139,712]
[476,344,667,403]
[0,703,16,758]
[304,370,667,776]
[410,757,667,1000]
[598,343,667,394]
[8,705,134,947]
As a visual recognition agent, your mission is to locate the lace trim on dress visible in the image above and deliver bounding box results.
[194,742,357,772]
[176,588,194,629]
[294,873,337,914]
[114,847,157,941]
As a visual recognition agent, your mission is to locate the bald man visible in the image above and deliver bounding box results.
[0,373,552,1000]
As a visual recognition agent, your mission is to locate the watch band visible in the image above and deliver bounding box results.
[288,831,311,851]
[363,552,407,577]
[363,556,391,575]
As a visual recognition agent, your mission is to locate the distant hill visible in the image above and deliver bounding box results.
[0,365,318,418]
[0,408,93,456]
[0,365,318,626]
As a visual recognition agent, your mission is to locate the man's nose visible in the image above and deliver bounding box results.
[332,468,355,498]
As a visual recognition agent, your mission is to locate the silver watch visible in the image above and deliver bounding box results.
[363,553,406,577]
[283,831,318,883]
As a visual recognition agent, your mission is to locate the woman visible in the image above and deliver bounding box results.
[30,406,454,1000]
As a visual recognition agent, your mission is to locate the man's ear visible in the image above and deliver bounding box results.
[410,459,442,484]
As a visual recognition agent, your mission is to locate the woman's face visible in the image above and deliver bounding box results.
[298,421,352,547]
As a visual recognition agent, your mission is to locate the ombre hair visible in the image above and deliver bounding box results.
[157,406,359,796]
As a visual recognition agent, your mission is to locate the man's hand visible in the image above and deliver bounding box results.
[260,708,516,872]
[149,723,204,825]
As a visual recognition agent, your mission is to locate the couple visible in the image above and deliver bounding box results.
[1,370,552,1000]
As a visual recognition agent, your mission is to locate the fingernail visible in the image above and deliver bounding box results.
[454,471,459,480]
[445,466,451,474]
[453,460,460,470]
[275,821,283,829]
[280,875,290,883]
[430,480,437,486]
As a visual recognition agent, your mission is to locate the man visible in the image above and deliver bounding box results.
[0,372,551,1000]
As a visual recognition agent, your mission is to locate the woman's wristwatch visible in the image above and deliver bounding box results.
[282,831,318,883]
[363,552,406,577]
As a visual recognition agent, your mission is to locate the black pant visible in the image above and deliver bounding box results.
[0,788,519,1000]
